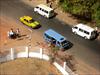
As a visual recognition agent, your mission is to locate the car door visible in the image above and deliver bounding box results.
[77,28,84,37]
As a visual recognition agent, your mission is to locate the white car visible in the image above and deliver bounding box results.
[34,4,55,18]
[72,24,97,39]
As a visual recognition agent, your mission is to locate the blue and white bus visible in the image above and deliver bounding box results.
[44,29,70,49]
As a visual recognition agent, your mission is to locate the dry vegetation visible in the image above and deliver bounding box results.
[0,58,62,75]
[0,15,62,75]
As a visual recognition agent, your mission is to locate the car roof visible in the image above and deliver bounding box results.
[44,29,67,42]
[37,4,53,12]
[76,23,94,32]
[24,16,32,21]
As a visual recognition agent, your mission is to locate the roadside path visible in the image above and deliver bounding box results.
[21,0,78,26]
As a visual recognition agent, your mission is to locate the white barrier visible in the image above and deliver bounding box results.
[10,48,14,60]
[29,52,41,58]
[0,54,11,63]
[42,54,49,61]
[0,46,76,75]
[53,62,69,75]
[17,52,28,58]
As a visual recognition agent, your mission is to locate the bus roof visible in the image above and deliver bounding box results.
[37,4,53,12]
[44,29,66,42]
[76,24,94,32]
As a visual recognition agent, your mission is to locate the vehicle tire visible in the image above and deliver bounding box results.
[84,36,87,39]
[35,11,38,14]
[20,21,23,24]
[74,31,77,34]
[36,11,38,13]
[44,15,46,18]
[21,21,24,24]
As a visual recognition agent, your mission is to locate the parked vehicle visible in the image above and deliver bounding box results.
[72,24,97,39]
[44,29,70,49]
[34,4,55,18]
[20,16,40,28]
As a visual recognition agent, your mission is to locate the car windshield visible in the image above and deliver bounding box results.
[29,19,34,23]
[61,40,68,46]
[50,10,54,13]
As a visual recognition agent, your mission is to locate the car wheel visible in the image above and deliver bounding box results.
[44,15,46,17]
[74,31,77,34]
[21,21,24,24]
[44,15,47,18]
[36,11,38,14]
[34,10,37,13]
[84,36,87,39]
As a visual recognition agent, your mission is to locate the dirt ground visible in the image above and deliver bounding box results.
[0,58,61,75]
[0,15,62,75]
[0,14,43,49]
[0,15,100,75]
[0,0,100,75]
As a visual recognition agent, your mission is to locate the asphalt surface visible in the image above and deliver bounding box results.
[0,0,100,71]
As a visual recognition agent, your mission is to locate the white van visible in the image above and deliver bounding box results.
[72,24,97,39]
[34,4,54,18]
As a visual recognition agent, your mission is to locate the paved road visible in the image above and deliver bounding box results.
[0,0,100,71]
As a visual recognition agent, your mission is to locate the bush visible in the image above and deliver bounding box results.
[58,0,100,27]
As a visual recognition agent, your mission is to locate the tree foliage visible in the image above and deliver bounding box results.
[59,0,100,27]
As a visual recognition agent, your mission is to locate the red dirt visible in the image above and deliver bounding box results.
[0,15,62,75]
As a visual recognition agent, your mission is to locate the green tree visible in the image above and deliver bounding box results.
[58,0,100,27]
[91,2,100,27]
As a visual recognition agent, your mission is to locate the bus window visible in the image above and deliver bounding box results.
[79,28,83,32]
[36,7,39,9]
[74,26,78,29]
[84,31,89,35]
[51,38,56,44]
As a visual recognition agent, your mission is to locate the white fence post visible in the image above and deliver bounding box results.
[40,48,43,59]
[63,62,66,70]
[10,48,14,60]
[26,46,29,58]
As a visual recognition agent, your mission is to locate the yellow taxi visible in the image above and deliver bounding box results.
[20,16,40,28]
